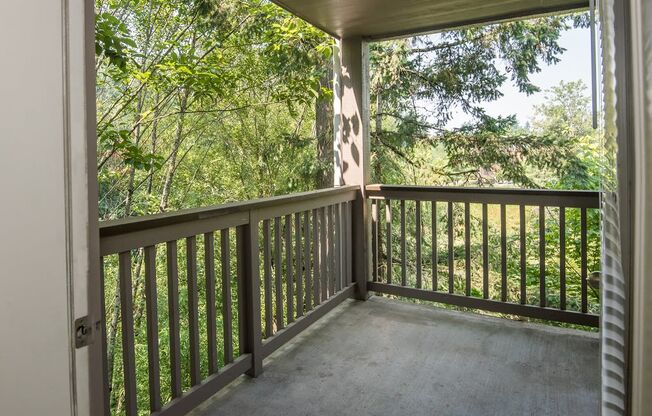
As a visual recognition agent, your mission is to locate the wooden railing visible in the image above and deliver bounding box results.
[99,186,357,416]
[366,184,601,327]
[98,183,601,416]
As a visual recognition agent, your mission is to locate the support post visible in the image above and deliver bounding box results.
[334,37,371,300]
[238,221,263,377]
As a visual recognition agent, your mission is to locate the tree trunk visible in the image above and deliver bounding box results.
[147,91,160,195]
[124,90,146,216]
[159,90,188,212]
[374,91,383,182]
[315,60,334,189]
[374,91,384,278]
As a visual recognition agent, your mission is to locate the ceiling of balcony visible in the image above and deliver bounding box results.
[270,0,588,40]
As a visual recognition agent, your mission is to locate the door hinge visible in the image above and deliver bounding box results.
[75,316,96,348]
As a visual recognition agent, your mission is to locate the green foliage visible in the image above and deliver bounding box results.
[440,116,563,187]
[530,80,602,190]
[99,127,164,170]
[96,0,332,219]
[96,12,136,71]
[369,13,593,188]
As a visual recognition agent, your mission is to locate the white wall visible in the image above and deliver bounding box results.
[0,1,94,414]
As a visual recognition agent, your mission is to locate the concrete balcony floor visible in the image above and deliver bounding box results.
[191,297,600,416]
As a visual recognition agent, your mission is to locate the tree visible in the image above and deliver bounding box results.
[529,80,601,190]
[369,13,590,188]
[96,0,332,219]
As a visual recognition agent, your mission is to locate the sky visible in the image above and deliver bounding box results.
[445,25,593,128]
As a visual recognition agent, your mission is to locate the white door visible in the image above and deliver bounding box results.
[0,1,101,414]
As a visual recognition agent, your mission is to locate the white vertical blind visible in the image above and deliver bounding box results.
[599,0,627,413]
[629,0,652,412]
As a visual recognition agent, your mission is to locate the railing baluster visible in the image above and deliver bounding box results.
[286,214,294,323]
[335,204,342,292]
[295,213,303,317]
[340,204,346,287]
[416,201,422,289]
[482,204,489,299]
[320,207,328,301]
[186,236,201,386]
[236,229,245,354]
[539,206,546,307]
[118,251,137,416]
[431,201,438,291]
[204,232,217,374]
[304,211,312,311]
[386,200,393,284]
[560,208,566,310]
[221,229,233,364]
[400,200,407,286]
[166,241,182,398]
[519,205,526,305]
[379,201,386,283]
[332,206,337,293]
[263,220,273,337]
[343,204,348,289]
[312,209,320,306]
[448,202,454,294]
[581,207,588,313]
[144,246,161,411]
[323,206,330,293]
[500,204,507,302]
[345,202,353,286]
[328,205,335,295]
[372,200,378,282]
[274,217,284,331]
[464,202,471,296]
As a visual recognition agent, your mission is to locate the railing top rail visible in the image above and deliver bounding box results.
[366,184,600,198]
[366,184,600,208]
[99,186,359,255]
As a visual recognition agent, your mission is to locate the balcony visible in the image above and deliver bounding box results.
[99,185,600,416]
[190,297,599,416]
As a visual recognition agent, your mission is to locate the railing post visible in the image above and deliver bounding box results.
[238,219,263,377]
[352,192,370,300]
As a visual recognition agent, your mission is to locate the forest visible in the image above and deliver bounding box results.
[96,0,602,414]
